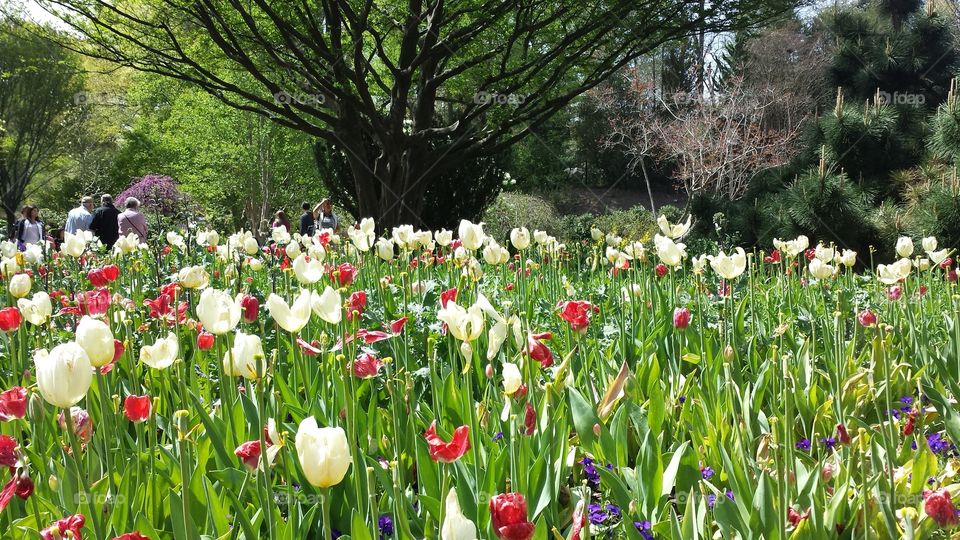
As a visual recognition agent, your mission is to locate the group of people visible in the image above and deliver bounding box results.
[11,195,148,250]
[273,198,339,237]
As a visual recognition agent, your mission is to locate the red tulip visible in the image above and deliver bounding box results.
[390,317,409,334]
[78,288,111,316]
[41,514,85,540]
[234,440,262,470]
[0,387,28,421]
[857,309,876,327]
[570,500,586,540]
[949,270,958,282]
[558,300,596,333]
[924,489,959,527]
[654,263,668,277]
[904,411,917,436]
[673,307,691,330]
[440,287,458,308]
[87,268,109,287]
[523,402,536,436]
[143,294,188,323]
[836,423,851,445]
[887,286,902,301]
[332,262,357,287]
[296,337,322,355]
[124,396,151,423]
[423,421,470,463]
[764,249,782,264]
[787,507,809,527]
[353,352,383,379]
[347,290,366,321]
[941,257,954,270]
[804,248,816,261]
[239,294,260,323]
[12,471,33,499]
[0,436,18,468]
[525,332,553,367]
[0,308,21,333]
[113,533,150,540]
[197,332,215,351]
[102,264,120,282]
[490,492,535,540]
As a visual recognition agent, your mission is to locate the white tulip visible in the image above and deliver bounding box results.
[140,332,179,370]
[8,273,30,298]
[224,331,266,379]
[441,489,478,540]
[114,233,140,255]
[178,265,210,289]
[502,363,522,395]
[166,231,186,250]
[482,242,509,265]
[928,249,950,265]
[653,234,686,267]
[808,259,834,280]
[457,220,485,251]
[376,238,395,261]
[22,244,43,265]
[814,243,834,263]
[708,248,747,280]
[285,240,302,260]
[311,286,342,325]
[437,301,484,342]
[17,291,51,326]
[878,258,912,285]
[75,316,115,367]
[510,227,530,250]
[435,229,453,247]
[243,236,260,255]
[292,254,324,284]
[295,417,351,488]
[837,249,857,267]
[34,343,93,408]
[196,288,242,335]
[271,227,291,245]
[895,236,914,258]
[266,290,312,333]
[657,214,691,239]
[922,236,937,253]
[61,232,86,257]
[589,227,603,242]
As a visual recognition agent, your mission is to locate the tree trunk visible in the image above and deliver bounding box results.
[640,158,657,214]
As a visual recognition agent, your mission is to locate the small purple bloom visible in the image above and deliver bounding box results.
[795,439,811,451]
[706,494,717,509]
[492,431,504,442]
[820,437,837,450]
[678,396,686,404]
[901,396,914,405]
[701,466,714,480]
[378,515,393,538]
[587,502,608,524]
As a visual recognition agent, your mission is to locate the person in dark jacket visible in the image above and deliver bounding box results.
[89,194,121,248]
[298,202,315,236]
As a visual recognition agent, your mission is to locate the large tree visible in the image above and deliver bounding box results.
[41,0,797,228]
[0,18,83,231]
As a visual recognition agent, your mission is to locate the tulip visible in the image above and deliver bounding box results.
[878,258,911,285]
[772,235,809,258]
[177,265,210,289]
[347,290,366,322]
[123,395,151,423]
[376,238,396,261]
[808,259,834,280]
[311,286,342,325]
[922,236,937,252]
[292,254,325,284]
[331,262,357,287]
[114,233,140,254]
[295,417,351,488]
[457,220,485,251]
[140,333,179,369]
[857,309,876,327]
[896,236,914,258]
[8,273,30,298]
[437,301,484,342]
[924,489,959,527]
[197,331,215,350]
[34,343,93,408]
[440,287,458,308]
[928,249,950,266]
[441,488,478,540]
[709,247,747,280]
[673,307,691,330]
[653,234,686,267]
[271,227,291,246]
[41,514,86,540]
[489,492,535,540]
[524,332,554,367]
[837,249,857,267]
[523,402,535,435]
[243,236,259,255]
[657,214,691,239]
[197,288,242,335]
[266,290,312,333]
[224,331,266,379]
[424,421,470,462]
[654,263,668,277]
[239,294,259,323]
[435,229,453,247]
[510,227,530,250]
[61,232,86,257]
[483,242,510,265]
[0,387,27,421]
[353,352,383,378]
[18,291,52,326]
[502,363,522,395]
[75,316,115,367]
[390,317,409,334]
[0,308,21,333]
[558,300,595,333]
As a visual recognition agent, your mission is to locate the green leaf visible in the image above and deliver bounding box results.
[567,387,598,449]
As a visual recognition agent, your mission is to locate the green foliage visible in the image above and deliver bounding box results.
[481,192,563,242]
[906,180,960,249]
[929,98,960,162]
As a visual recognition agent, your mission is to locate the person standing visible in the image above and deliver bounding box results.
[64,196,95,234]
[298,202,315,236]
[89,194,121,248]
[271,210,291,232]
[317,198,338,232]
[16,205,44,248]
[118,197,148,243]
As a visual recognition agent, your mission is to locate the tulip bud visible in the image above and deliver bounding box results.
[48,475,59,491]
[723,344,734,362]
[485,364,494,379]
[8,273,30,298]
[673,307,691,330]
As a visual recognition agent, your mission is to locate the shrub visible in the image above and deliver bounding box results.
[481,192,562,242]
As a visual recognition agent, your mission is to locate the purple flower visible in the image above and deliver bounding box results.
[901,396,914,405]
[701,466,714,480]
[928,433,951,454]
[725,490,734,501]
[820,437,837,450]
[606,504,621,518]
[706,494,717,509]
[587,503,608,524]
[492,431,504,442]
[579,457,600,488]
[117,174,194,216]
[678,396,686,404]
[378,515,393,538]
[795,439,811,451]
[634,520,654,540]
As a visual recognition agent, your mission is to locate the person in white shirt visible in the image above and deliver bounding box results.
[64,196,94,234]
